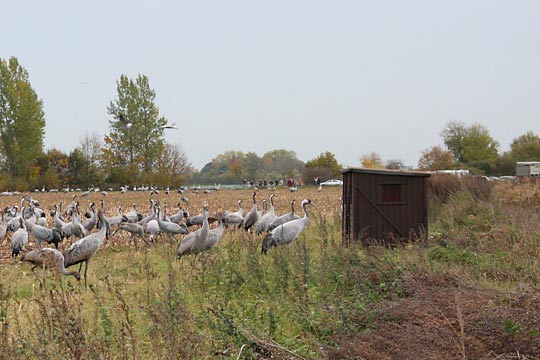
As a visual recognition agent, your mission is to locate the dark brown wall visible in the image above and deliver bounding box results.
[342,169,429,245]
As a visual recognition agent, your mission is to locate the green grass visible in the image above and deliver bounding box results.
[0,184,539,358]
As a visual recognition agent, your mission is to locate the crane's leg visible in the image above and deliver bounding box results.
[141,232,151,246]
[31,265,44,288]
[84,260,89,288]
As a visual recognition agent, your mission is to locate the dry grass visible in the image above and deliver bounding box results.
[328,271,540,360]
[0,183,538,359]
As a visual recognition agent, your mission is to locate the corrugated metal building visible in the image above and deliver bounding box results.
[341,168,431,245]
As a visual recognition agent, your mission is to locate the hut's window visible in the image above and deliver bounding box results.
[381,184,402,203]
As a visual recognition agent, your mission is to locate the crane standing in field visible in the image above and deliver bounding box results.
[205,216,225,252]
[241,191,259,232]
[11,217,28,258]
[82,202,98,232]
[267,199,300,232]
[223,199,244,227]
[256,194,277,235]
[262,198,313,254]
[157,205,188,239]
[21,248,81,286]
[63,207,110,287]
[113,222,150,247]
[23,210,63,249]
[176,202,210,258]
[0,210,9,247]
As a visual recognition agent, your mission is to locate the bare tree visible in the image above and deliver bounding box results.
[154,143,192,187]
[77,132,102,186]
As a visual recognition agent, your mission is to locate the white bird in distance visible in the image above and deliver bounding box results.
[160,122,178,130]
[118,113,177,130]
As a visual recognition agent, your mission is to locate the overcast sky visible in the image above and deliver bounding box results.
[4,1,540,170]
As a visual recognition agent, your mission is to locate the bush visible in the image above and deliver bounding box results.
[428,174,492,203]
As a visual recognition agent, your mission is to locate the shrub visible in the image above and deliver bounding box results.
[428,174,492,203]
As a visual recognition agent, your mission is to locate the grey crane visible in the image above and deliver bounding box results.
[52,204,67,233]
[59,203,87,239]
[7,203,23,232]
[204,216,225,252]
[157,206,188,238]
[138,198,157,226]
[256,194,277,235]
[36,211,48,227]
[82,202,97,232]
[123,203,142,223]
[63,208,110,287]
[107,205,128,227]
[168,203,187,224]
[11,218,28,258]
[258,199,267,218]
[21,248,81,285]
[267,199,301,232]
[23,208,63,249]
[186,210,218,227]
[176,202,210,258]
[241,191,259,232]
[262,199,313,254]
[160,202,172,222]
[144,218,160,242]
[140,202,161,242]
[0,210,8,247]
[113,222,150,247]
[223,199,244,227]
[66,202,87,240]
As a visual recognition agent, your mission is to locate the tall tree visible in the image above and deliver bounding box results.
[103,74,167,179]
[78,132,102,187]
[196,150,246,184]
[509,131,540,161]
[0,57,45,179]
[303,151,342,184]
[68,148,89,188]
[360,152,384,169]
[441,121,498,164]
[153,143,192,187]
[36,149,69,189]
[305,151,342,176]
[262,149,304,178]
[417,146,455,170]
[195,149,304,185]
[244,152,263,180]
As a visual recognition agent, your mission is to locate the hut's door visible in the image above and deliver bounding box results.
[355,185,405,237]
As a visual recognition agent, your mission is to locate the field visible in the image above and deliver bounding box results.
[0,180,539,359]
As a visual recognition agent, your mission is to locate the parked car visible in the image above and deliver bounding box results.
[320,179,343,186]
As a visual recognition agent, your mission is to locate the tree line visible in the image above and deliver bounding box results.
[1,56,538,191]
[0,57,343,190]
[361,121,540,176]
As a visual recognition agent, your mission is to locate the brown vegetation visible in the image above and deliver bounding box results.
[0,181,538,359]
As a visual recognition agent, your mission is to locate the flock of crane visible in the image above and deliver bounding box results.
[2,191,314,286]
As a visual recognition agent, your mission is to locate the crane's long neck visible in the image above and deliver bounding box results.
[268,196,275,215]
[201,207,210,243]
[97,209,110,239]
[302,202,310,219]
[57,258,79,278]
[252,200,257,211]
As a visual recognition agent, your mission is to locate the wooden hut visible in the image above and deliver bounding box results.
[341,168,431,245]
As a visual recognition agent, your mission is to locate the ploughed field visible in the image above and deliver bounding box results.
[0,186,343,259]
